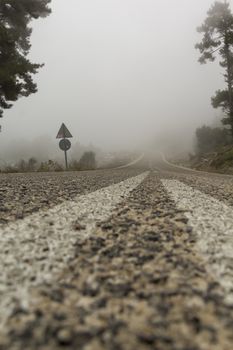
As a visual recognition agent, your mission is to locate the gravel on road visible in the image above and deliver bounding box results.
[0,169,144,224]
[1,172,233,350]
[162,179,233,305]
[0,173,148,332]
[168,173,233,208]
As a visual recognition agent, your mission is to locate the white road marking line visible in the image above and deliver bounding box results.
[0,172,148,327]
[158,151,200,173]
[160,151,233,178]
[116,153,145,169]
[162,179,233,304]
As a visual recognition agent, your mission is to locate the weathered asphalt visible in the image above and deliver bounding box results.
[0,168,144,224]
[0,159,233,350]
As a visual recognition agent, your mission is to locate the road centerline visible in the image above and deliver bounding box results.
[162,179,233,305]
[0,172,148,328]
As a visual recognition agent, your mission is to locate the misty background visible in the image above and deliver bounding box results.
[1,0,232,163]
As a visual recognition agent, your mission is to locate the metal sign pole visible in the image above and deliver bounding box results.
[62,124,68,170]
[64,140,68,170]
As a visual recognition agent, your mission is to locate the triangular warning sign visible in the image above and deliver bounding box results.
[56,123,73,139]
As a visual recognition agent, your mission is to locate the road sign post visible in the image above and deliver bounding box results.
[56,123,73,170]
[65,148,68,170]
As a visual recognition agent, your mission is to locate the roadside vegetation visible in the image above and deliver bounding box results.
[0,151,97,173]
[193,1,233,173]
[0,149,138,174]
[0,1,51,119]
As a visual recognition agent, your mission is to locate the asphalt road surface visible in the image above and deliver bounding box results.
[0,155,233,350]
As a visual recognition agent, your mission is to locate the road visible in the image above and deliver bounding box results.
[0,156,233,350]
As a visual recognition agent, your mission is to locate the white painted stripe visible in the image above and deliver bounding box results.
[116,153,145,169]
[0,172,148,327]
[160,151,233,178]
[158,151,200,173]
[162,179,233,304]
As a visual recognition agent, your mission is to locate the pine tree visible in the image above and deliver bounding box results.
[0,0,51,117]
[195,1,233,136]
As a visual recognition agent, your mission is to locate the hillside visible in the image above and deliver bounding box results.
[189,145,233,174]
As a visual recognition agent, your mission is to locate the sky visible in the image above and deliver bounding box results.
[1,0,233,161]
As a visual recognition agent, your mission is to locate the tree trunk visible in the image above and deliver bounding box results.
[225,39,233,137]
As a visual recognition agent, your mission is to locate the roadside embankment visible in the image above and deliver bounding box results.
[171,146,233,175]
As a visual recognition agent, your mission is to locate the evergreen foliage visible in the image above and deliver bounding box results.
[0,0,51,117]
[196,125,230,153]
[195,1,233,135]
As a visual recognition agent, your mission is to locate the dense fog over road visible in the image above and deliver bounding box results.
[1,0,233,160]
[2,2,233,347]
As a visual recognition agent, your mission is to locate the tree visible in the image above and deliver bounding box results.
[0,0,51,117]
[17,159,26,172]
[195,1,233,136]
[196,125,230,153]
[78,152,96,170]
[27,157,37,171]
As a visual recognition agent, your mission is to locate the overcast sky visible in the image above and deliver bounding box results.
[1,0,233,158]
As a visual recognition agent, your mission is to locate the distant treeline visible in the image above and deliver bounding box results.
[0,151,97,173]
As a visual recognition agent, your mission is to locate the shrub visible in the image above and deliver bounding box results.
[78,152,96,170]
[37,160,63,172]
[196,126,231,154]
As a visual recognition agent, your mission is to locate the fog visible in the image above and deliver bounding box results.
[1,0,232,162]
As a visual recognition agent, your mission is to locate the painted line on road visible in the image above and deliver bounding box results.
[160,152,233,178]
[0,172,148,328]
[162,179,233,304]
[116,153,145,169]
[158,151,200,173]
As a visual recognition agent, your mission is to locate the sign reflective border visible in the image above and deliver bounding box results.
[59,139,71,151]
[56,123,73,139]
